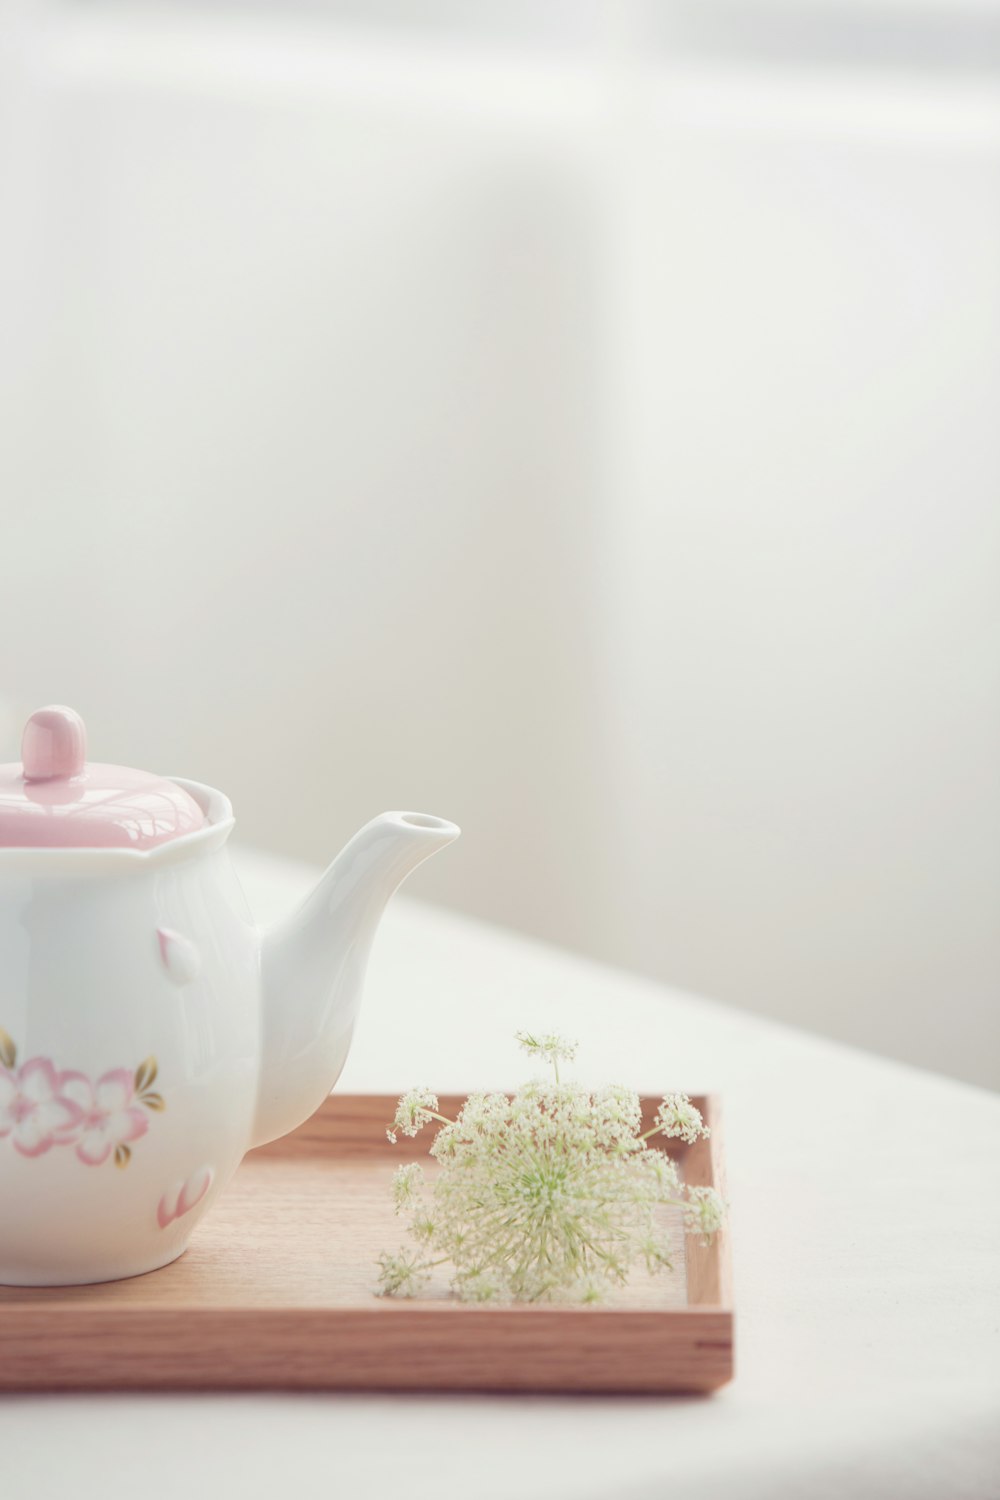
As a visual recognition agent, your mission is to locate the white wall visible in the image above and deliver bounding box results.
[1,1,998,1088]
[598,63,1000,1089]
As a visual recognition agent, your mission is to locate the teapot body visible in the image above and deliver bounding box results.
[0,710,460,1288]
[0,806,260,1285]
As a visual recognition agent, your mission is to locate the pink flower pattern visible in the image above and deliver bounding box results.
[0,1030,163,1169]
[59,1069,150,1166]
[0,1058,83,1158]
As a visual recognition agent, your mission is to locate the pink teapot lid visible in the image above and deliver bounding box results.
[0,706,205,850]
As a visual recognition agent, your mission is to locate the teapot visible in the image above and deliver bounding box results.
[0,706,459,1286]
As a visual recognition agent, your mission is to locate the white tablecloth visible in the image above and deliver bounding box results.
[3,848,998,1500]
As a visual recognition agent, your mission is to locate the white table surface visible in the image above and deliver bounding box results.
[3,847,998,1500]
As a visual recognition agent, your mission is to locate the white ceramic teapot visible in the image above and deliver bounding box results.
[0,706,459,1286]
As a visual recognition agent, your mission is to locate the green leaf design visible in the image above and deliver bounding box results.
[134,1056,157,1095]
[0,1028,15,1071]
[140,1092,165,1112]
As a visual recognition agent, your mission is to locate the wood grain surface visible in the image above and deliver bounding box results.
[0,1094,733,1393]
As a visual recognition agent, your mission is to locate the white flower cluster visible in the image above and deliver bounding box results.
[684,1184,726,1243]
[654,1092,709,1146]
[376,1033,726,1304]
[375,1247,430,1298]
[385,1087,441,1144]
[514,1031,579,1068]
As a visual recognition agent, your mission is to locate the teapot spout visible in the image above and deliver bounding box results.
[252,811,460,1148]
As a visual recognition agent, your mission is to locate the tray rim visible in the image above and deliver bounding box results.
[0,1090,734,1393]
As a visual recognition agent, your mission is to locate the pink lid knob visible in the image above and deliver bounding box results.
[22,706,87,782]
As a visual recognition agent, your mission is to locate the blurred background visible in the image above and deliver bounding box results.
[1,0,997,1089]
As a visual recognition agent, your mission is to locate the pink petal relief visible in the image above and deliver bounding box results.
[158,1165,214,1228]
[157,929,202,986]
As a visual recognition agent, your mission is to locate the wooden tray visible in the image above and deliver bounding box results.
[0,1093,733,1394]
